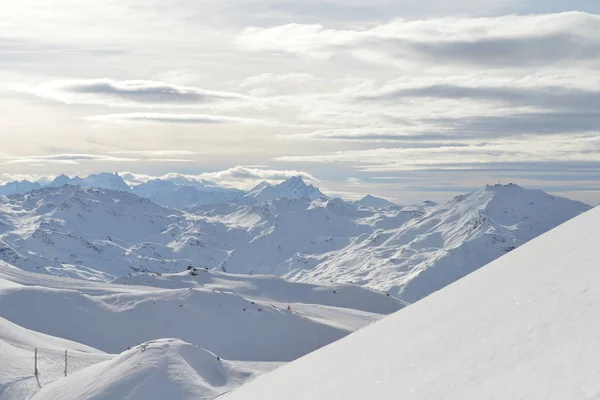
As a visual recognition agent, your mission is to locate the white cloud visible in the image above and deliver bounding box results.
[85,113,268,125]
[27,79,250,108]
[2,153,195,166]
[2,154,138,165]
[276,134,600,171]
[109,150,197,156]
[236,12,600,69]
[120,166,319,189]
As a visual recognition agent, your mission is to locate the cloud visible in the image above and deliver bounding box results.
[275,133,600,171]
[2,154,138,165]
[121,167,319,190]
[236,12,600,69]
[238,73,322,87]
[109,150,197,156]
[200,166,319,183]
[85,113,267,125]
[28,79,249,108]
[2,153,195,166]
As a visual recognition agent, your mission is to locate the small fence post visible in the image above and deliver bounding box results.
[34,348,38,377]
[64,350,68,377]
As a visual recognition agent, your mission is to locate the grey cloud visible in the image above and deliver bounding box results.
[237,12,600,69]
[31,79,248,108]
[360,84,600,113]
[402,33,600,67]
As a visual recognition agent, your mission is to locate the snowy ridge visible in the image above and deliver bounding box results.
[238,176,325,205]
[290,183,590,302]
[355,194,397,208]
[225,205,600,400]
[29,339,276,400]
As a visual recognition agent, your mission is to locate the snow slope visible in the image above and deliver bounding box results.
[355,194,397,208]
[29,339,279,400]
[225,204,600,400]
[290,184,590,302]
[0,260,400,356]
[0,314,108,400]
[0,181,42,196]
[0,260,400,399]
[238,176,324,205]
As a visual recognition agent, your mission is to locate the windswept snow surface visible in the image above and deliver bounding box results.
[29,339,279,400]
[0,260,401,399]
[0,314,108,400]
[0,264,399,358]
[0,183,589,303]
[225,205,600,400]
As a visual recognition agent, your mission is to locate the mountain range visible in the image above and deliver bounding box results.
[0,175,590,303]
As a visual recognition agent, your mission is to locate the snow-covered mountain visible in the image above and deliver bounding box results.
[0,183,589,304]
[355,194,397,208]
[0,260,400,399]
[46,173,131,192]
[239,176,325,205]
[224,204,600,400]
[291,183,591,302]
[0,180,42,196]
[146,185,244,208]
[0,174,325,209]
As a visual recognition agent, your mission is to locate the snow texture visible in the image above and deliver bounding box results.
[225,205,600,400]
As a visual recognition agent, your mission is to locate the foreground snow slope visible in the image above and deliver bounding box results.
[226,205,600,399]
[0,262,399,399]
[29,339,279,400]
[0,316,108,400]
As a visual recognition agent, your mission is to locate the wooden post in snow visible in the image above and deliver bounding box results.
[64,350,68,377]
[34,348,38,377]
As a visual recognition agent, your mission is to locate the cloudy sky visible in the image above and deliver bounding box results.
[1,0,599,203]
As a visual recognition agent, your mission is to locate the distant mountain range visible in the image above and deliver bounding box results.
[0,176,589,303]
[0,173,327,208]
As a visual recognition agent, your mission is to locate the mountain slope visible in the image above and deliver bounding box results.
[290,184,590,302]
[0,181,42,196]
[225,205,600,400]
[46,173,131,192]
[355,195,396,208]
[239,177,324,204]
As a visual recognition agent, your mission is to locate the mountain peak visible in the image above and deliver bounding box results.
[279,176,306,187]
[356,194,396,208]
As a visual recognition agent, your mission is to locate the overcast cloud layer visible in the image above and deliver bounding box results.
[0,1,599,203]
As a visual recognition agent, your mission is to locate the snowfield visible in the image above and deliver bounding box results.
[224,205,600,400]
[0,261,400,399]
